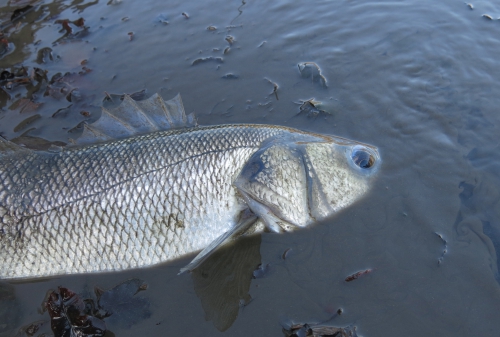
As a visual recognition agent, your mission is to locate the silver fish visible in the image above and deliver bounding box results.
[0,94,380,279]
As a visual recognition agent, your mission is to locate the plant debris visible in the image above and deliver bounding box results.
[252,263,270,279]
[435,232,448,265]
[345,268,373,282]
[55,18,86,36]
[282,323,360,337]
[265,77,279,100]
[221,73,239,79]
[298,62,328,87]
[191,56,224,65]
[11,5,34,22]
[12,279,150,337]
[45,286,107,337]
[225,35,235,45]
[296,98,329,118]
[95,279,150,328]
[282,248,292,260]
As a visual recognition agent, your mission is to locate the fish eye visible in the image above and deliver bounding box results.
[351,146,376,169]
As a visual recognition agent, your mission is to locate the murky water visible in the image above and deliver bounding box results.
[1,0,500,336]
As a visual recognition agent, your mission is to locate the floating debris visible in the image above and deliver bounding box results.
[182,12,189,19]
[298,62,328,87]
[13,114,41,133]
[282,248,292,260]
[207,25,217,31]
[295,98,329,118]
[282,322,359,337]
[225,35,235,45]
[253,263,270,279]
[345,268,373,282]
[191,56,224,65]
[221,73,239,79]
[465,2,473,9]
[36,47,53,64]
[128,31,134,41]
[224,47,230,54]
[55,17,85,34]
[482,14,493,20]
[45,287,107,337]
[435,232,448,265]
[11,4,34,22]
[156,14,169,24]
[258,41,267,47]
[265,78,279,100]
[12,279,151,337]
[122,16,129,22]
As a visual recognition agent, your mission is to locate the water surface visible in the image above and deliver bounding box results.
[1,0,500,336]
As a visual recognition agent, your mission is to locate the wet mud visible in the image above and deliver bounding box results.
[2,0,500,336]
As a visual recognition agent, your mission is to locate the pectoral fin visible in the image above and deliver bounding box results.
[239,190,295,233]
[179,213,258,274]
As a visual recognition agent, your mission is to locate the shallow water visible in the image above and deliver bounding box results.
[1,0,500,336]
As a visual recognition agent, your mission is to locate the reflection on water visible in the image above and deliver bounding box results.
[2,0,500,335]
[192,234,261,332]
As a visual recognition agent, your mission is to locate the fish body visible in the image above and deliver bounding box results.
[0,96,380,279]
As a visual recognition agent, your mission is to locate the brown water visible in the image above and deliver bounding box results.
[1,0,500,336]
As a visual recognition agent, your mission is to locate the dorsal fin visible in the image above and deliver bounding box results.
[74,93,196,146]
[0,135,33,158]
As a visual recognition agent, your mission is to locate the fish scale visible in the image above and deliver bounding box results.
[0,125,284,278]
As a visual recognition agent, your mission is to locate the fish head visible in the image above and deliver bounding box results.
[235,130,380,231]
[303,134,380,222]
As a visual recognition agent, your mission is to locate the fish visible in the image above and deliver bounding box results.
[0,94,380,279]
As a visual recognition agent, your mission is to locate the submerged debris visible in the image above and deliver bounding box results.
[155,13,169,24]
[225,35,235,45]
[296,98,329,118]
[221,73,239,79]
[298,62,328,87]
[265,77,279,100]
[191,56,224,65]
[13,279,150,337]
[282,323,360,337]
[55,18,86,36]
[345,268,373,282]
[95,279,150,328]
[11,5,34,22]
[36,47,53,64]
[45,287,107,337]
[435,232,448,265]
[282,248,292,260]
[252,263,270,279]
